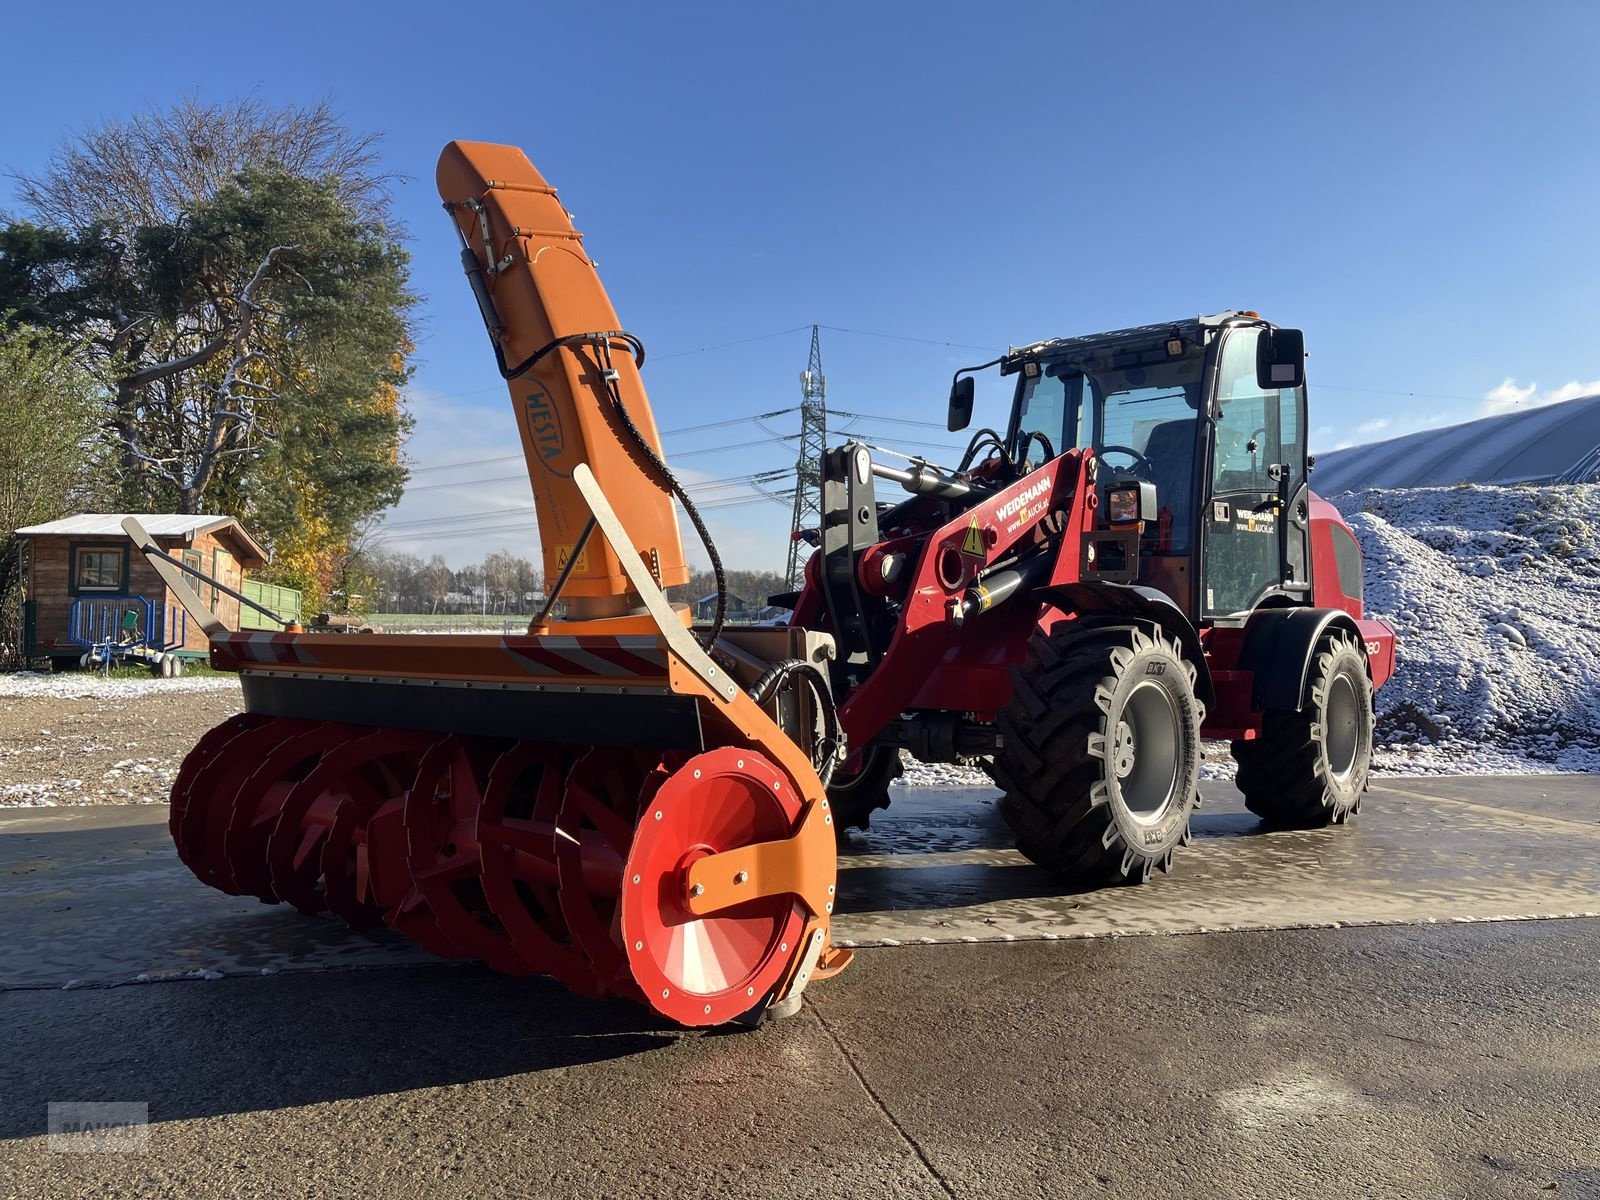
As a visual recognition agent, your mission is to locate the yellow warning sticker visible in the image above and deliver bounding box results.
[961,519,987,557]
[552,544,590,573]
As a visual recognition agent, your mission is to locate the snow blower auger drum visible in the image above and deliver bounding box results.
[133,140,850,1027]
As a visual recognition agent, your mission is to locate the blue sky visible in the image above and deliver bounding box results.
[3,1,1597,571]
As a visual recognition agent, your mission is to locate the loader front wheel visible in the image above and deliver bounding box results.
[995,624,1201,885]
[998,624,1203,889]
[827,745,904,833]
[1232,630,1373,827]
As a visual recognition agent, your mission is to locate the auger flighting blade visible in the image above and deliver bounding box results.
[180,718,316,895]
[402,736,535,974]
[222,723,345,902]
[169,713,269,868]
[554,749,667,999]
[474,740,606,997]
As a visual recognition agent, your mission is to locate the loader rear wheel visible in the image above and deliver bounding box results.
[827,746,903,833]
[994,624,1201,885]
[1232,630,1373,827]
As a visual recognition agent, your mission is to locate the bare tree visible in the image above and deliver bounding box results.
[422,556,451,613]
[9,94,398,231]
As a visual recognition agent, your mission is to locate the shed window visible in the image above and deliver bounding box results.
[75,548,124,591]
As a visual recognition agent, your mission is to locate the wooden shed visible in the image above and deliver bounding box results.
[14,513,268,667]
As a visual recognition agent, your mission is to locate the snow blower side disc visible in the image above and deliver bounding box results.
[621,747,813,1027]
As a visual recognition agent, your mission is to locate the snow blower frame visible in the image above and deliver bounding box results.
[143,141,1395,1029]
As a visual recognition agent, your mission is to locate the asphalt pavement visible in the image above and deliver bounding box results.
[1,773,1597,1198]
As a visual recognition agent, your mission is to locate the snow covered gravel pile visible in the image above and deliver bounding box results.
[1340,482,1600,775]
[898,483,1600,786]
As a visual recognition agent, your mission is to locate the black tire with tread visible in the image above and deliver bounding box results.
[827,745,904,833]
[1232,629,1374,827]
[993,623,1203,885]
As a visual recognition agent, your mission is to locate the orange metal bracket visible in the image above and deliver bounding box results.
[681,796,836,921]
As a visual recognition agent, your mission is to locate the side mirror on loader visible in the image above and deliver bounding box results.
[948,375,975,432]
[1256,327,1306,391]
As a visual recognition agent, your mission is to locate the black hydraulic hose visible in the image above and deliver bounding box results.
[585,335,728,646]
[1020,429,1056,468]
[959,427,1011,472]
[748,658,841,787]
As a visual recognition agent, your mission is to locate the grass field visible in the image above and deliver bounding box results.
[367,613,520,633]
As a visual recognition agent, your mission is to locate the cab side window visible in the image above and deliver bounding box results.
[1212,332,1303,496]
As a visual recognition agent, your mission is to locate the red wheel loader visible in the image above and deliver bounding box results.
[136,141,1395,1028]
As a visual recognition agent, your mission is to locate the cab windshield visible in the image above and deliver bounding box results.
[1011,347,1206,553]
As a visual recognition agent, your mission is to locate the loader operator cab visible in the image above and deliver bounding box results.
[983,312,1310,625]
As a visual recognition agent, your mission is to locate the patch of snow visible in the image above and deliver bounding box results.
[0,672,240,700]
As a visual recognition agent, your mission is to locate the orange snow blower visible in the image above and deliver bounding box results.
[136,141,848,1026]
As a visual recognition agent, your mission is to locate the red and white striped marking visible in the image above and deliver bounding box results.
[504,635,669,678]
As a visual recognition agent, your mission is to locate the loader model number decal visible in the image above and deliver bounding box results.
[524,387,570,477]
[994,475,1053,536]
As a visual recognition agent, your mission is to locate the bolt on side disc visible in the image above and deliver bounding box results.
[621,747,809,1027]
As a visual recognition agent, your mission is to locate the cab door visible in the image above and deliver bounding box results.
[1200,327,1311,619]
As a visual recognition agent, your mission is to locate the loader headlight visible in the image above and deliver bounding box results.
[1106,480,1157,526]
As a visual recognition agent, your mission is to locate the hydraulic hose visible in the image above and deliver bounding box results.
[748,658,841,787]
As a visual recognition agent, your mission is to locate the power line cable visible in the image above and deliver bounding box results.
[651,325,812,361]
[820,324,997,354]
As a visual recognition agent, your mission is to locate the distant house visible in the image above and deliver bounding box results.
[13,513,270,668]
[693,592,755,621]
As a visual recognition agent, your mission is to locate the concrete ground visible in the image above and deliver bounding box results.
[1,774,1597,1198]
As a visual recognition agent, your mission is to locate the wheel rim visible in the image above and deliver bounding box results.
[1113,681,1180,820]
[1325,673,1362,782]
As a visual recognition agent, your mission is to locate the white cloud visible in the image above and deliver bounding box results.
[1482,377,1600,417]
[1355,418,1390,435]
[375,386,799,570]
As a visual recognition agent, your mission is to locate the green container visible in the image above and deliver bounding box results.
[241,580,302,631]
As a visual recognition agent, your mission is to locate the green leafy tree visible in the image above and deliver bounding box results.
[0,323,111,662]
